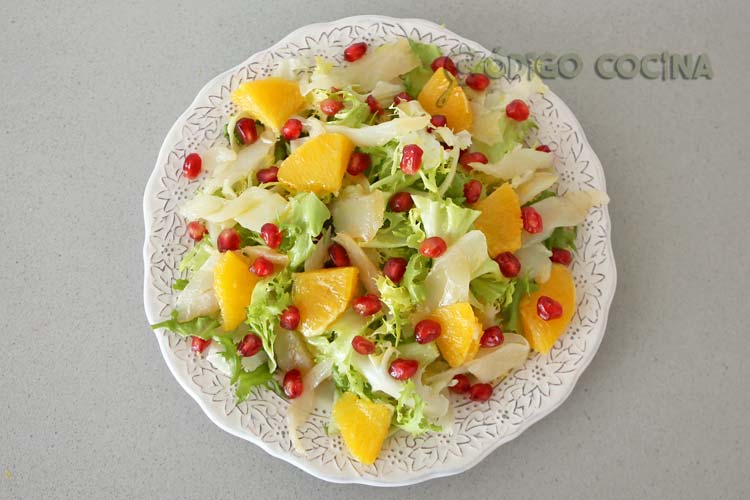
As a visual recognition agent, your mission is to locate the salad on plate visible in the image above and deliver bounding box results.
[152,38,608,465]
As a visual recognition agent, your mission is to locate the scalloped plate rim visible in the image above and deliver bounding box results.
[142,15,617,486]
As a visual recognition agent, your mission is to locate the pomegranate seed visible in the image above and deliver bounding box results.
[328,243,350,267]
[465,73,490,91]
[279,305,300,330]
[389,358,419,380]
[260,222,283,249]
[495,252,521,278]
[536,144,551,153]
[281,118,303,141]
[344,41,368,62]
[191,336,210,354]
[550,248,573,265]
[463,179,482,204]
[480,326,504,348]
[352,294,382,316]
[182,153,202,180]
[449,374,471,394]
[320,98,344,116]
[458,150,488,171]
[537,296,563,321]
[217,228,240,252]
[521,206,543,234]
[251,256,274,277]
[505,99,530,121]
[393,91,413,105]
[238,333,262,357]
[365,94,382,114]
[389,192,414,212]
[420,236,447,258]
[235,118,258,145]
[431,56,458,76]
[415,319,442,344]
[430,114,447,128]
[400,144,423,174]
[351,335,376,355]
[383,257,408,284]
[257,166,279,184]
[347,152,371,176]
[283,369,304,399]
[187,221,207,241]
[469,383,493,401]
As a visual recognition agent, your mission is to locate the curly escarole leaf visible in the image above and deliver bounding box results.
[395,380,441,435]
[544,226,578,251]
[503,274,538,334]
[151,311,220,340]
[245,269,294,372]
[401,39,442,97]
[279,192,331,268]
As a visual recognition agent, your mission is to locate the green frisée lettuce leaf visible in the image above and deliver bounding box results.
[411,195,480,245]
[213,335,279,402]
[279,193,331,268]
[178,240,214,274]
[245,269,294,372]
[403,253,429,304]
[503,274,538,334]
[329,89,372,128]
[395,380,441,435]
[470,272,514,310]
[401,40,442,97]
[151,311,221,340]
[363,211,424,250]
[544,226,578,251]
[472,116,538,163]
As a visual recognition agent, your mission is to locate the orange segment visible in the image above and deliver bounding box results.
[292,267,359,336]
[418,68,473,132]
[231,77,306,132]
[430,303,482,368]
[474,183,522,257]
[213,251,260,331]
[520,264,576,353]
[333,392,393,465]
[278,133,355,195]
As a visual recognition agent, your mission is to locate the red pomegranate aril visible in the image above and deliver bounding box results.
[257,166,279,184]
[469,383,493,402]
[347,152,371,176]
[463,179,482,204]
[383,257,408,284]
[328,243,350,267]
[320,98,344,116]
[279,305,300,330]
[260,222,283,249]
[389,358,419,380]
[458,150,488,171]
[365,94,382,114]
[351,335,376,355]
[238,333,262,357]
[251,256,274,277]
[389,192,414,212]
[466,73,490,91]
[281,118,303,141]
[400,144,423,175]
[235,117,258,145]
[480,326,504,348]
[521,206,543,234]
[283,369,304,399]
[183,153,202,180]
[187,221,208,241]
[415,319,442,344]
[420,236,447,258]
[550,248,573,266]
[344,41,368,62]
[537,296,563,321]
[431,55,458,76]
[393,91,413,104]
[449,374,471,394]
[430,114,447,128]
[191,336,210,354]
[352,294,382,316]
[217,228,240,252]
[506,99,530,121]
[495,252,521,278]
[536,144,551,153]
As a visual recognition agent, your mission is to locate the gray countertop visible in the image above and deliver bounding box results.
[1,1,749,499]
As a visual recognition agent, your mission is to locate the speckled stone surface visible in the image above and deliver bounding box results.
[1,1,748,499]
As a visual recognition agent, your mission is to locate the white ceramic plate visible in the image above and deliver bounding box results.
[143,15,616,486]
